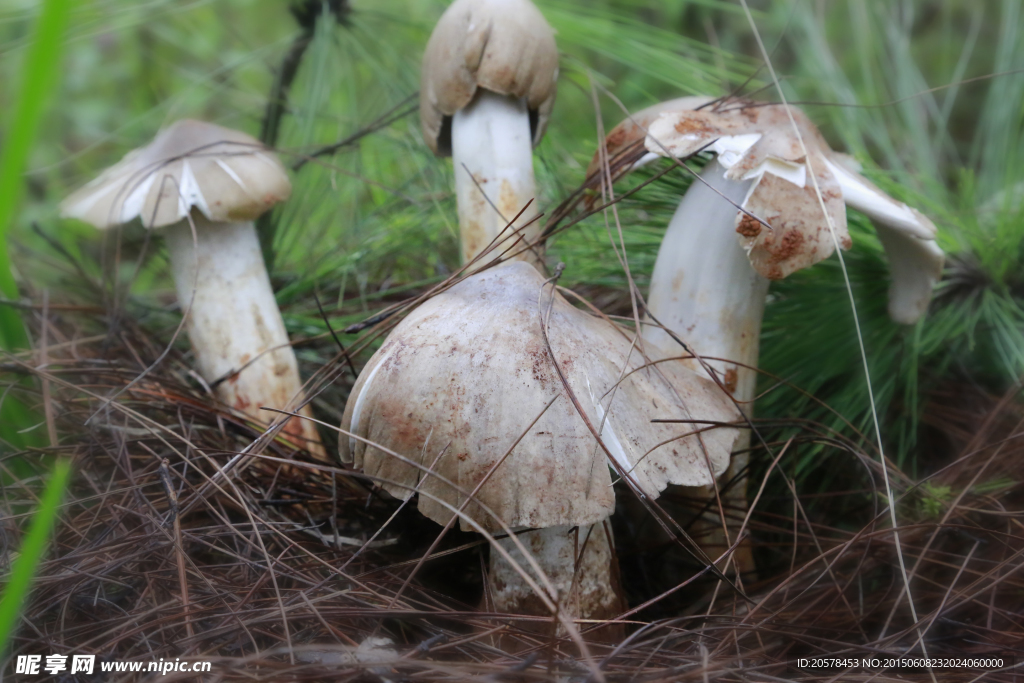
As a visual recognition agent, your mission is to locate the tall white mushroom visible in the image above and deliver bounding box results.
[61,120,326,460]
[341,261,740,630]
[420,0,558,269]
[593,98,944,575]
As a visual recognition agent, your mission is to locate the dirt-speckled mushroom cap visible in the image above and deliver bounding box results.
[61,120,291,229]
[642,101,853,280]
[584,95,713,179]
[420,0,559,156]
[588,98,943,316]
[643,100,942,284]
[340,261,740,532]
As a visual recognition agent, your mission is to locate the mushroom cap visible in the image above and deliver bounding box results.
[340,261,740,532]
[584,95,713,178]
[420,0,559,156]
[643,102,854,280]
[590,98,944,321]
[61,120,291,229]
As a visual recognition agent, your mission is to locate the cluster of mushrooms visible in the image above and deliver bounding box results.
[61,0,943,638]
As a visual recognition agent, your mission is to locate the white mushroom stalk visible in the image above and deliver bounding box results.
[61,120,326,460]
[163,217,321,454]
[645,159,766,403]
[420,0,559,271]
[340,262,740,633]
[451,91,541,267]
[643,160,765,576]
[594,98,945,575]
[488,523,620,629]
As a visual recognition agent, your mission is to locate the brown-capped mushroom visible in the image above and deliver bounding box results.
[61,120,326,460]
[640,100,943,293]
[420,0,559,268]
[340,261,739,628]
[592,97,944,574]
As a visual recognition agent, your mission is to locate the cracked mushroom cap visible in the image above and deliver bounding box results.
[584,95,713,179]
[61,120,291,229]
[420,0,559,155]
[593,98,944,322]
[340,261,740,532]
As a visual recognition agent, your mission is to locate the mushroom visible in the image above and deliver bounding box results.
[592,98,944,573]
[61,120,326,460]
[420,0,558,269]
[340,261,739,628]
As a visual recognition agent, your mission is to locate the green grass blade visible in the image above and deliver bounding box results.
[0,457,72,652]
[0,0,73,449]
[0,0,73,348]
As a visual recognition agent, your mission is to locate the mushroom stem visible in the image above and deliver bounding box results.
[643,159,766,575]
[165,215,325,460]
[451,90,543,269]
[645,160,767,398]
[488,523,623,637]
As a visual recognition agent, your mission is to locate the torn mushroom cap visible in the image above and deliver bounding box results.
[584,95,713,179]
[340,261,740,532]
[825,153,944,323]
[60,120,291,229]
[642,101,943,295]
[420,0,559,155]
[591,98,943,322]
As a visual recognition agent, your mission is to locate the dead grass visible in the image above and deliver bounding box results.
[0,255,1022,683]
